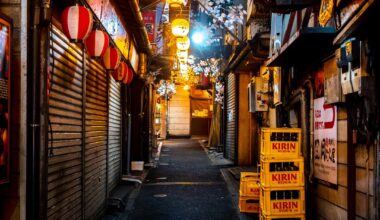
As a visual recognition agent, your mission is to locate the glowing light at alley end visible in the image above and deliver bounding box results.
[192,32,204,44]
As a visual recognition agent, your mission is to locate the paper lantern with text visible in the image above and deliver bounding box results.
[172,19,189,37]
[102,47,121,70]
[61,5,93,42]
[112,61,128,82]
[84,30,109,58]
[176,36,190,50]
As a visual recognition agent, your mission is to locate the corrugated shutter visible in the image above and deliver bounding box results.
[225,73,237,162]
[47,25,84,219]
[84,57,108,218]
[108,77,121,192]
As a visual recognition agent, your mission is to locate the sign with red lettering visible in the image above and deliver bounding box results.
[271,142,297,153]
[313,97,337,185]
[271,200,300,214]
[271,173,298,185]
[142,11,156,43]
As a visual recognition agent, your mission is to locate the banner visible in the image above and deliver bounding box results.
[142,11,156,43]
[313,97,337,185]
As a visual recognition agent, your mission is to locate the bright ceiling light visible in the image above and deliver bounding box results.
[192,32,204,44]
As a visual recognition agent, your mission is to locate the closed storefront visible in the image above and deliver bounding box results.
[46,24,123,219]
[108,77,122,192]
[84,55,108,218]
[225,73,238,162]
[47,25,85,219]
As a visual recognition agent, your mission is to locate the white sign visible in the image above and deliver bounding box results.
[313,97,338,185]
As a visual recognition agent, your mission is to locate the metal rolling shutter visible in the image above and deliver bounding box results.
[47,25,84,219]
[108,77,121,192]
[84,57,108,218]
[226,73,237,162]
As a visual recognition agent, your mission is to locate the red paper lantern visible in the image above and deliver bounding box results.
[61,5,93,42]
[123,65,134,85]
[102,47,121,70]
[112,62,127,82]
[84,30,109,58]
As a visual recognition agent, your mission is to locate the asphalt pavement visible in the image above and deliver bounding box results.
[127,138,239,220]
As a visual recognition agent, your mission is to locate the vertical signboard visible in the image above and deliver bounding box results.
[142,11,156,43]
[0,13,11,184]
[313,97,338,185]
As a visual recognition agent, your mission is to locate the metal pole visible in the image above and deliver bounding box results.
[126,113,132,175]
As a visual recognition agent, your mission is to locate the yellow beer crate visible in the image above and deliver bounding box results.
[260,186,305,216]
[260,157,304,188]
[239,196,260,213]
[239,172,260,198]
[260,128,302,159]
[259,212,305,220]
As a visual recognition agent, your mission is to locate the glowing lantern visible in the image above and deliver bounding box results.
[176,36,190,50]
[61,5,93,42]
[112,62,127,82]
[180,63,188,72]
[102,47,121,71]
[171,19,189,37]
[167,0,187,7]
[123,66,134,85]
[177,50,188,58]
[84,30,109,58]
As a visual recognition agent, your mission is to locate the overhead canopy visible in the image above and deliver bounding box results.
[223,32,270,74]
[265,27,336,67]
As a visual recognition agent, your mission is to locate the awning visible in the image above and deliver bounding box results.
[223,32,270,74]
[265,27,336,67]
[333,0,376,45]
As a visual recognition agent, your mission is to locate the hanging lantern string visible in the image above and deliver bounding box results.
[76,0,128,63]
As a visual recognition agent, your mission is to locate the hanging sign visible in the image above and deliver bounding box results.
[142,11,156,43]
[313,97,338,186]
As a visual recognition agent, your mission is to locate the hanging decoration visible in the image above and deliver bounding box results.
[84,30,109,58]
[102,47,121,70]
[123,65,134,85]
[61,4,93,42]
[176,36,190,50]
[112,61,128,82]
[167,0,187,7]
[177,50,188,58]
[171,18,190,37]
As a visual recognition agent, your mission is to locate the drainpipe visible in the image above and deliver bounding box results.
[27,0,50,218]
[128,0,152,56]
[304,80,314,183]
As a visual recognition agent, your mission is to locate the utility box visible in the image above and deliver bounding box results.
[248,77,268,112]
[338,39,369,95]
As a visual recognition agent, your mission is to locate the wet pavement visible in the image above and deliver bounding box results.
[128,138,239,220]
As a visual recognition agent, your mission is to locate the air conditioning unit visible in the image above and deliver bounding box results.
[248,77,268,112]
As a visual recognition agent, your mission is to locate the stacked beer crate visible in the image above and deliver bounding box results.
[259,128,305,220]
[239,172,260,213]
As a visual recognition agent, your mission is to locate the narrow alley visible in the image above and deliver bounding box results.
[128,138,239,220]
[0,0,379,219]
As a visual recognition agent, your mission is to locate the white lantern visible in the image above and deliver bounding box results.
[171,19,189,37]
[176,36,190,50]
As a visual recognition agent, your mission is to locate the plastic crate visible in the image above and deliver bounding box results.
[260,157,304,188]
[260,128,302,159]
[240,172,260,198]
[239,196,260,213]
[260,187,305,216]
[259,212,305,220]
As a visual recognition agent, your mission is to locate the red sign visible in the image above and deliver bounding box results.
[142,11,156,43]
